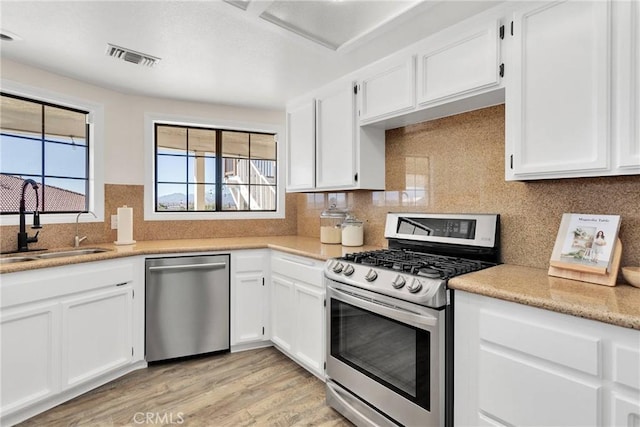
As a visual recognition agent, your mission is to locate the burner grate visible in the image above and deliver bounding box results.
[341,248,495,280]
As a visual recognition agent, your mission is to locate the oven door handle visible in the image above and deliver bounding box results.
[329,286,438,329]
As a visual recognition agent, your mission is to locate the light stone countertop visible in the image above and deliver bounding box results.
[449,264,640,330]
[0,236,382,274]
[3,238,639,330]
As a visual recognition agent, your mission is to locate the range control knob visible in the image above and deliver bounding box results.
[343,264,355,276]
[391,275,406,289]
[332,262,344,274]
[407,278,423,293]
[364,269,378,282]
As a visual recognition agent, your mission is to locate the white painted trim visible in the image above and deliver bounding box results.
[143,112,285,221]
[0,79,105,225]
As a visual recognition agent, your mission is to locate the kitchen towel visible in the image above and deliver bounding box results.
[115,205,136,245]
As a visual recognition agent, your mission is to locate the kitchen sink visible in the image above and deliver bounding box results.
[0,256,39,264]
[34,248,111,259]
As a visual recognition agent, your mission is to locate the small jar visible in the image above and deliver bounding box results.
[320,207,346,244]
[341,215,364,247]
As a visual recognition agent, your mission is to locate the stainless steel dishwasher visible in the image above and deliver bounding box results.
[145,254,230,362]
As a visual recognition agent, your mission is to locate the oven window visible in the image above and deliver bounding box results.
[330,299,430,410]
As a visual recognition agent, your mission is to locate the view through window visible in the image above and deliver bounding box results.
[0,93,90,214]
[155,124,277,212]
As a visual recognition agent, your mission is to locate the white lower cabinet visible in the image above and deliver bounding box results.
[231,250,269,347]
[61,286,133,389]
[0,258,144,426]
[455,290,640,427]
[270,251,325,378]
[292,281,324,374]
[1,301,60,415]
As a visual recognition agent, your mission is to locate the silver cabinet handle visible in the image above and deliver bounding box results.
[148,262,227,272]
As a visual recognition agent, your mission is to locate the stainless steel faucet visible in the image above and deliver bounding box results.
[75,211,97,247]
[17,179,42,252]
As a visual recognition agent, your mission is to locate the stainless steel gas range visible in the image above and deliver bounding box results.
[325,212,500,427]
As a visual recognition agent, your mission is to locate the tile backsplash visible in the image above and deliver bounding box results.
[296,105,640,270]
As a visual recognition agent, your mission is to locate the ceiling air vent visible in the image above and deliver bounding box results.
[105,43,160,67]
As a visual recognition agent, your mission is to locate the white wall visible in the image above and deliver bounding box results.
[0,59,285,185]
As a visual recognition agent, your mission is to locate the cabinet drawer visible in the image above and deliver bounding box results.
[479,309,600,376]
[271,252,324,287]
[233,250,268,273]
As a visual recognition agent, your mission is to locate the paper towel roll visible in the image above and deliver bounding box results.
[115,205,135,245]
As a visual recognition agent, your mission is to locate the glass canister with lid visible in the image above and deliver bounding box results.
[320,206,347,244]
[341,214,364,247]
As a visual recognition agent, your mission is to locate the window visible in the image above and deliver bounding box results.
[0,92,90,214]
[154,124,277,212]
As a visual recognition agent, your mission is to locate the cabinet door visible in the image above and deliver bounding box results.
[61,286,132,389]
[293,282,325,377]
[233,272,265,345]
[286,99,316,191]
[270,274,294,352]
[614,0,640,171]
[1,302,60,414]
[417,21,499,105]
[478,348,600,426]
[359,56,415,123]
[315,81,356,190]
[507,1,611,179]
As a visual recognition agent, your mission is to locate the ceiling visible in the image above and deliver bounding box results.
[0,1,502,110]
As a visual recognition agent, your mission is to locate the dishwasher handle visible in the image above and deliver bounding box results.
[148,262,227,272]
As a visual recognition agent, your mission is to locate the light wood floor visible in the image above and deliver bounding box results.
[19,347,353,427]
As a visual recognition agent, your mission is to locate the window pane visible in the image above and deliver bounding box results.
[222,131,249,159]
[224,158,249,183]
[43,177,87,211]
[157,154,187,183]
[250,185,276,211]
[157,183,187,211]
[251,133,276,160]
[0,96,42,135]
[0,134,42,175]
[157,126,186,154]
[222,184,249,210]
[250,160,276,185]
[188,128,216,155]
[188,156,216,184]
[44,105,86,146]
[187,183,217,211]
[44,141,87,178]
[0,175,43,213]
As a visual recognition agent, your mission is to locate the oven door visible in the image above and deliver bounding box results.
[326,279,446,427]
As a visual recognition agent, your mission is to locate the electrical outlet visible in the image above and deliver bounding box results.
[111,214,118,230]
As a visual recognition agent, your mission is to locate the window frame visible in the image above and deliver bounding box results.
[144,112,285,221]
[0,79,104,226]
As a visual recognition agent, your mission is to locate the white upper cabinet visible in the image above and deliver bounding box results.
[417,20,501,106]
[506,0,640,180]
[286,99,315,191]
[286,78,385,193]
[358,55,416,124]
[613,0,640,171]
[315,80,357,190]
